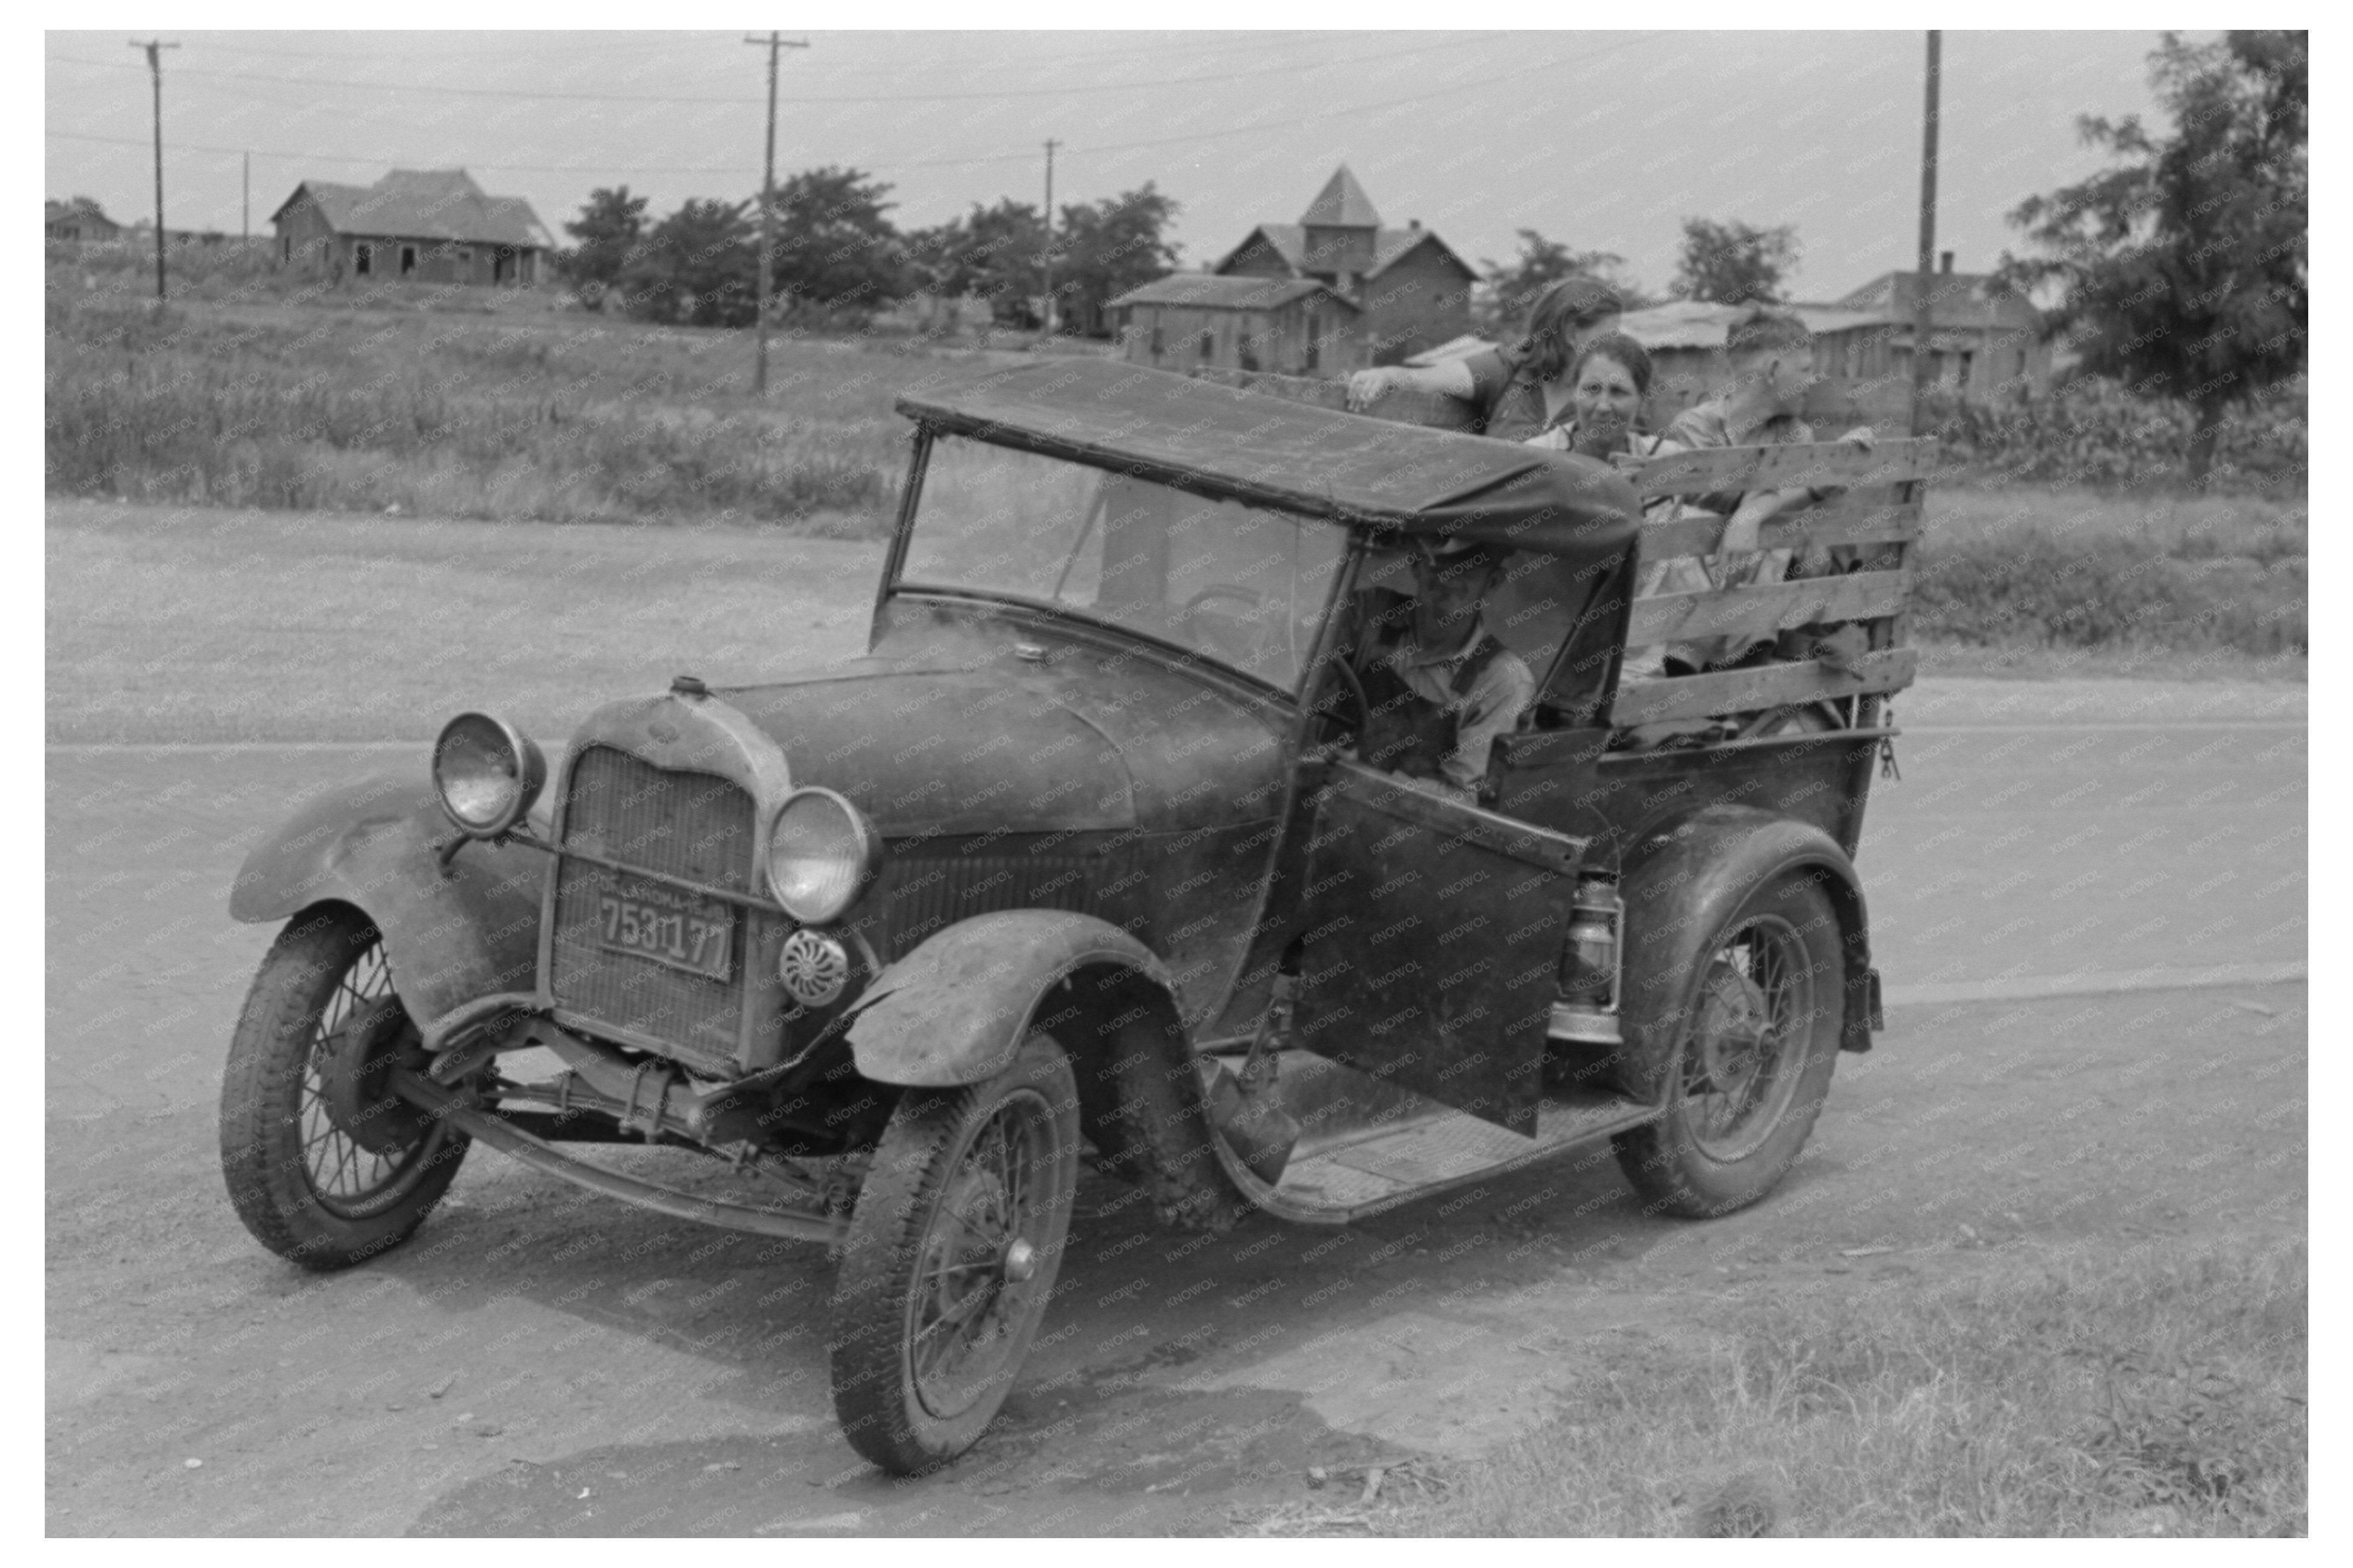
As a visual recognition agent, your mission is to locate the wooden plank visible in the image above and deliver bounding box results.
[1638,489,1923,559]
[1626,569,1911,646]
[1608,649,1918,726]
[1623,437,1937,497]
[1185,365,1477,432]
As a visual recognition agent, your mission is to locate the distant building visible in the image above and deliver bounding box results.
[1814,257,2050,402]
[1108,275,1364,377]
[46,198,121,244]
[270,168,553,286]
[1210,167,1478,369]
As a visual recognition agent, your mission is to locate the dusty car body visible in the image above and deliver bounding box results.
[220,358,1925,1474]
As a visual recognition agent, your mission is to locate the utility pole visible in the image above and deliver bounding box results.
[1911,29,1941,435]
[1041,138,1060,335]
[130,37,179,301]
[744,31,810,396]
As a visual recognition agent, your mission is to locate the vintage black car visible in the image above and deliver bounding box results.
[221,358,1926,1474]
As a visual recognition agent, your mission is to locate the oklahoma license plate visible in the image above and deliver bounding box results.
[596,876,734,981]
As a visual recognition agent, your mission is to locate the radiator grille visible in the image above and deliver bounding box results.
[549,746,756,1069]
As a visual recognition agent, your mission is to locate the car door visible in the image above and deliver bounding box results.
[1287,758,1580,1135]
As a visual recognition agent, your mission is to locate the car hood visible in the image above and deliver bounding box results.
[719,630,1289,840]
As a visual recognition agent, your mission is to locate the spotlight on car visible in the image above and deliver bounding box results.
[766,787,883,924]
[432,712,546,838]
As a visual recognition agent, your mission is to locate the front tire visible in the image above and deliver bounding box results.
[219,908,469,1270]
[1612,874,1842,1217]
[828,1033,1079,1475]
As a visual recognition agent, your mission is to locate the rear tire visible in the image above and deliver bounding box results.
[219,908,469,1270]
[828,1033,1079,1474]
[1612,874,1841,1217]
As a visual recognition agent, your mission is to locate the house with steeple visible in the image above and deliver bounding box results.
[1211,166,1478,367]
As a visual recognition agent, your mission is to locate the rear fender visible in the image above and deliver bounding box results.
[1615,804,1875,1098]
[227,772,545,1048]
[846,910,1244,1230]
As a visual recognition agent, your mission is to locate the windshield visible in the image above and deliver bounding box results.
[899,434,1346,690]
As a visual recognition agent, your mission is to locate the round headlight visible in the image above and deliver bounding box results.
[432,713,546,838]
[765,787,881,924]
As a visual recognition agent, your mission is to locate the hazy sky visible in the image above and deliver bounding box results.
[45,29,2177,300]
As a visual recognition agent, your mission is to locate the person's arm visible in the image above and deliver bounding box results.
[1345,358,1476,411]
[1440,657,1537,796]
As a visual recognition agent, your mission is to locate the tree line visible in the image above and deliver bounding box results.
[549,31,2300,480]
[554,168,1179,336]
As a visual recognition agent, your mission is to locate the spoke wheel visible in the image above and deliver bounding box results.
[829,1033,1078,1475]
[1613,875,1841,1217]
[220,907,468,1270]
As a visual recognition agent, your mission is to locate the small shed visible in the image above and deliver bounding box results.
[46,198,122,244]
[1110,275,1365,378]
[270,168,552,287]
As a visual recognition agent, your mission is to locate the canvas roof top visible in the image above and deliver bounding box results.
[1108,274,1358,312]
[894,358,1638,563]
[270,168,552,248]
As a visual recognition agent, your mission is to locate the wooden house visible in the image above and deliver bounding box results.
[270,168,552,287]
[1819,259,2050,403]
[1109,275,1364,377]
[46,198,122,244]
[1211,167,1478,369]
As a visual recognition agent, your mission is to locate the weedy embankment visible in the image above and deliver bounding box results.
[1411,1231,2305,1536]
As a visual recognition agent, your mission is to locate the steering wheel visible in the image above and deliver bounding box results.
[1305,652,1373,749]
[1176,584,1266,662]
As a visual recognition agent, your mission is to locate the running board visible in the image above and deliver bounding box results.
[393,1070,847,1245]
[1201,1050,1661,1225]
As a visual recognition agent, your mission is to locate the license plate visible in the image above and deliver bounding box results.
[595,876,734,982]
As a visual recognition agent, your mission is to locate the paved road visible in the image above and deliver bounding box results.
[47,699,2305,1533]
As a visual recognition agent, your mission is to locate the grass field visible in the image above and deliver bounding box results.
[45,287,1027,531]
[1380,1230,2306,1538]
[44,284,2305,661]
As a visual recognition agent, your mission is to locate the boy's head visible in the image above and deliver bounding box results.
[1721,307,1816,411]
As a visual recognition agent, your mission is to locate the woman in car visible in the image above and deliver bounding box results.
[1343,276,1624,443]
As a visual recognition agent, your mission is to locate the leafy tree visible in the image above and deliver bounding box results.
[907,199,1047,327]
[1476,228,1640,332]
[619,197,756,327]
[1671,217,1798,305]
[555,186,649,304]
[1999,30,2306,479]
[767,166,911,323]
[1049,183,1182,338]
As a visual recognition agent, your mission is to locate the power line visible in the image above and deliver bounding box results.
[42,36,1651,181]
[43,33,1502,106]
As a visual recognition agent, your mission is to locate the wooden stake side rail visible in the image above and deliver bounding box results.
[1638,489,1923,558]
[1621,438,1937,496]
[1611,649,1918,727]
[1625,569,1911,646]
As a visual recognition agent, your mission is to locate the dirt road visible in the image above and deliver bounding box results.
[47,719,2305,1535]
[47,503,2306,1534]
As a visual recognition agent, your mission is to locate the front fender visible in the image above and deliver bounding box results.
[845,910,1177,1088]
[228,771,545,1046]
[1617,804,1877,1088]
[845,909,1244,1231]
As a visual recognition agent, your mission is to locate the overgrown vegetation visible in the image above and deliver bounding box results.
[1912,485,2305,658]
[43,287,951,529]
[1410,1233,2305,1537]
[1923,378,2307,494]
